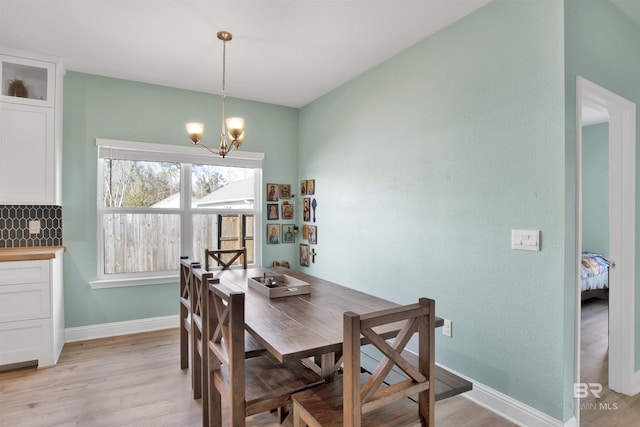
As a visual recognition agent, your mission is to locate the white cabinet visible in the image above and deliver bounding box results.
[0,51,62,205]
[0,257,64,367]
[1,56,55,108]
[0,104,55,203]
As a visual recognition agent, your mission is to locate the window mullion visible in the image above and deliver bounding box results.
[182,162,192,257]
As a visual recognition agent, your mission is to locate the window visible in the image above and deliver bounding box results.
[92,139,263,288]
[190,163,256,266]
[101,159,181,275]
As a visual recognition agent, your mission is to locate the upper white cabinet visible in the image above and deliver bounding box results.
[0,51,62,205]
[1,56,55,108]
[0,104,55,203]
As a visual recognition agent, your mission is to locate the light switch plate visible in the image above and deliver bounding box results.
[512,229,540,251]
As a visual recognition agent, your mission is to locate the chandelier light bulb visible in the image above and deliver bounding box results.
[226,117,245,141]
[186,122,204,144]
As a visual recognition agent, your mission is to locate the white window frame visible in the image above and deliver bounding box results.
[90,138,264,289]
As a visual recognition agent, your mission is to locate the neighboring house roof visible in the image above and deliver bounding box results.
[151,176,254,209]
[151,192,181,208]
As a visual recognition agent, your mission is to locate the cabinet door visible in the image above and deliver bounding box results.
[0,318,52,366]
[0,260,51,323]
[0,103,54,204]
[1,55,55,108]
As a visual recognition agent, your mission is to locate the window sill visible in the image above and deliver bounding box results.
[89,273,179,289]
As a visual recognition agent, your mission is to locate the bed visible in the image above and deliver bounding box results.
[581,252,610,301]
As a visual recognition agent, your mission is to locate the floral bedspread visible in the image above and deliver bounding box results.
[581,253,609,280]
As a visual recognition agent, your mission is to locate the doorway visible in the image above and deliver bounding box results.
[575,76,636,421]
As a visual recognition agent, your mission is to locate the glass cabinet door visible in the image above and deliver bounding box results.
[1,56,55,108]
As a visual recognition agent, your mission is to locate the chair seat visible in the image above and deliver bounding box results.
[293,378,422,427]
[213,354,324,417]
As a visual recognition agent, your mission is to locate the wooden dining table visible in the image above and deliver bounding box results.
[214,266,443,381]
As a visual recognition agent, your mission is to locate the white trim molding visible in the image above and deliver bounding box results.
[576,76,636,397]
[65,315,178,343]
[89,273,179,289]
[96,138,264,168]
[634,369,640,395]
[438,364,572,427]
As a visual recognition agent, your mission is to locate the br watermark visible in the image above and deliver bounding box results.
[561,383,619,412]
[574,382,602,399]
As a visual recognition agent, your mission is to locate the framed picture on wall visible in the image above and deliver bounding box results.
[308,225,317,244]
[306,179,315,195]
[299,244,310,267]
[300,180,307,196]
[281,202,293,219]
[303,198,311,222]
[267,224,280,244]
[267,203,279,220]
[267,183,279,201]
[282,224,295,243]
[302,224,309,240]
[279,184,291,199]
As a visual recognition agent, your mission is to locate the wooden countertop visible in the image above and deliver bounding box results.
[0,246,65,262]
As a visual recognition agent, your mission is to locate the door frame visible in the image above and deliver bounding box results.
[575,76,636,407]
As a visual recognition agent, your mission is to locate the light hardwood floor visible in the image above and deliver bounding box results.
[0,328,515,427]
[580,298,640,426]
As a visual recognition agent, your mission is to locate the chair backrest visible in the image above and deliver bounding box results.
[179,257,199,308]
[191,267,214,329]
[342,297,435,427]
[205,247,247,271]
[206,282,247,421]
[190,266,219,424]
[179,257,200,370]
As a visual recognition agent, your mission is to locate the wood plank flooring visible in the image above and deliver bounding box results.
[0,328,515,427]
[580,298,640,426]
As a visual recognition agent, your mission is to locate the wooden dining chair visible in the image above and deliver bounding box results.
[205,283,325,427]
[191,266,215,403]
[183,258,267,408]
[180,257,200,370]
[202,247,266,361]
[205,247,247,271]
[292,298,436,427]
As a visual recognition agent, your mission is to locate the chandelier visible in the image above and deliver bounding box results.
[186,31,245,158]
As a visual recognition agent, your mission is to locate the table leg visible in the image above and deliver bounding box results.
[318,352,336,382]
[302,352,340,382]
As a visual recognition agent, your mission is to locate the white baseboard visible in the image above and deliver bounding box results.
[437,363,571,427]
[64,315,179,343]
[634,368,640,395]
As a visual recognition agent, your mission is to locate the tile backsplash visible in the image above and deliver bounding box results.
[0,205,63,248]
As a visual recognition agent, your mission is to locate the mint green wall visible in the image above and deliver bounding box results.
[299,0,569,420]
[582,123,609,256]
[62,72,299,327]
[564,0,640,370]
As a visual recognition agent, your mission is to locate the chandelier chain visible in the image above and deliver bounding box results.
[221,38,227,135]
[222,38,227,97]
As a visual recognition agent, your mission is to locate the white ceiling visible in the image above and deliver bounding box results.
[0,0,493,108]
